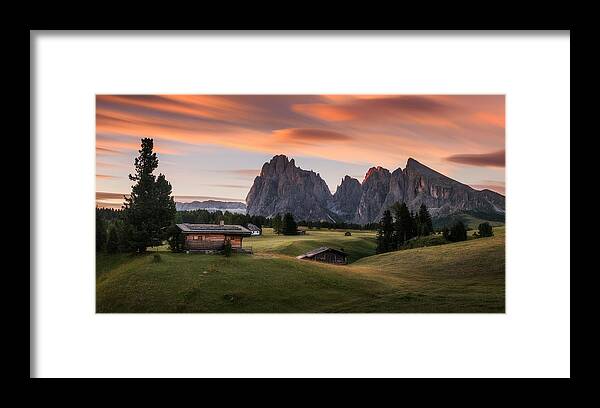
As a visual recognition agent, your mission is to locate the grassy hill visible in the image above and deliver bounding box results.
[96,227,504,313]
[245,228,377,263]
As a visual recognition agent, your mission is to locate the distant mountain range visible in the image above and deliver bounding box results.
[246,155,505,224]
[175,200,247,213]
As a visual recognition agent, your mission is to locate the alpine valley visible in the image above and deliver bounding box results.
[246,155,505,226]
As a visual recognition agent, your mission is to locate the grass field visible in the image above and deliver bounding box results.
[96,226,505,313]
[245,228,377,263]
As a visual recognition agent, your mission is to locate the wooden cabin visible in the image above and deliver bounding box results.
[176,222,252,252]
[296,247,348,265]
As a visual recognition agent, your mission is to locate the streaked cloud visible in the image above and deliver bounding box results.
[97,191,129,200]
[293,95,452,122]
[446,150,505,167]
[96,95,505,202]
[273,128,353,144]
[96,146,123,155]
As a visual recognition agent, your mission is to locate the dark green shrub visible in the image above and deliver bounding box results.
[223,240,232,257]
[106,224,119,253]
[446,221,468,242]
[442,227,450,240]
[167,224,185,252]
[477,222,494,238]
[96,215,107,252]
[282,213,298,235]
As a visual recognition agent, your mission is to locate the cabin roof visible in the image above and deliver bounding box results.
[296,246,347,259]
[176,223,252,235]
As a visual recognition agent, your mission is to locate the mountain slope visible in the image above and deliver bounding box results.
[96,227,505,313]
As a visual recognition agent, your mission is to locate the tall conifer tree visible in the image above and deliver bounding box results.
[282,212,298,235]
[417,203,433,236]
[376,210,394,253]
[392,202,415,246]
[123,138,176,252]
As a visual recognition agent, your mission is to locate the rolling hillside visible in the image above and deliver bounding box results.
[96,227,504,313]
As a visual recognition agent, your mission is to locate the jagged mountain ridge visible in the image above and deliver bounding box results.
[245,155,505,224]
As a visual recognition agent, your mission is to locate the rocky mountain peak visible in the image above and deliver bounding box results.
[332,175,362,221]
[363,166,390,183]
[246,154,335,222]
[404,157,448,179]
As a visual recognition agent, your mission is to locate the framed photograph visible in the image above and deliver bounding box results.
[32,30,570,378]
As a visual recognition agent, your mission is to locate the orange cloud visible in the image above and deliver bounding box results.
[273,128,353,144]
[472,111,505,128]
[292,104,356,121]
[96,95,505,195]
[96,135,183,156]
[293,96,451,122]
[96,201,124,209]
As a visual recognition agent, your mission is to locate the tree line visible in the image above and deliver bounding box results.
[270,213,298,235]
[175,209,267,229]
[375,202,434,254]
[374,200,495,254]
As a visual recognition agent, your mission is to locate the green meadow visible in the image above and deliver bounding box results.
[96,227,505,313]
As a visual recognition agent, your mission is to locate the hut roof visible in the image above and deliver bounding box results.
[296,247,347,259]
[176,223,252,235]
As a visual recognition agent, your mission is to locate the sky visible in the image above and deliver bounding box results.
[96,95,505,209]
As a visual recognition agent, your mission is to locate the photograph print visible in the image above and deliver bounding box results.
[95,95,505,313]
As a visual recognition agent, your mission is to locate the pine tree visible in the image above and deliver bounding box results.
[117,221,134,253]
[447,221,468,242]
[376,210,394,253]
[442,227,450,240]
[417,203,434,236]
[272,213,282,234]
[223,239,233,257]
[106,224,119,253]
[281,212,298,235]
[167,223,185,252]
[391,202,415,247]
[477,222,494,238]
[122,138,176,252]
[96,213,107,252]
